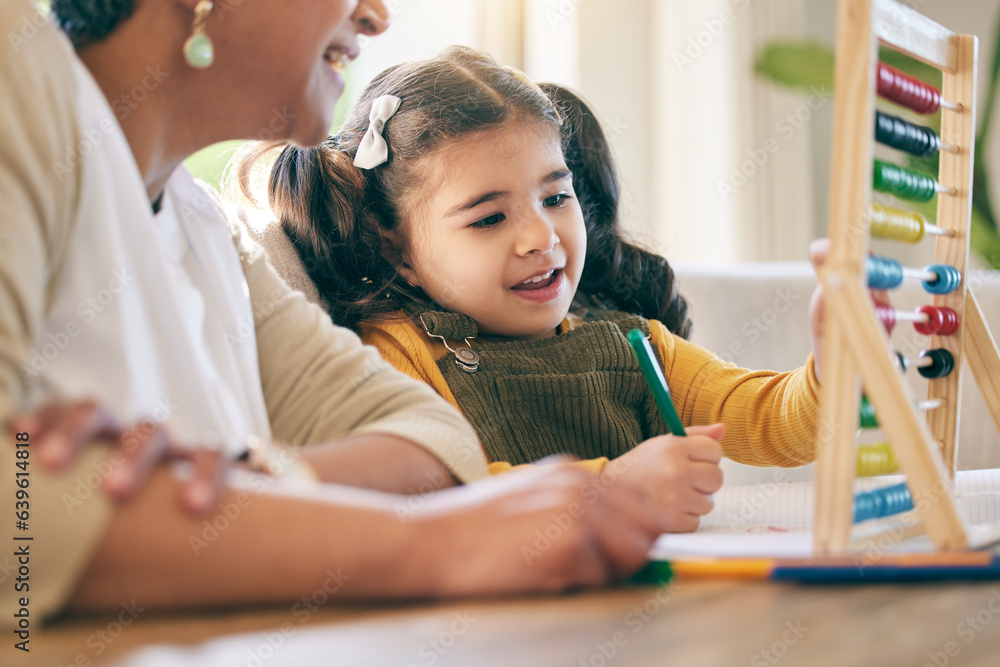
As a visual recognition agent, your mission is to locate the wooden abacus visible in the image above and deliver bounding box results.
[814,0,1000,553]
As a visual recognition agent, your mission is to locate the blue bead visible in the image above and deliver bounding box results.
[853,482,913,523]
[923,264,960,294]
[866,255,904,289]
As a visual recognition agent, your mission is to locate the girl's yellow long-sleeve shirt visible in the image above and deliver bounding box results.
[360,312,822,474]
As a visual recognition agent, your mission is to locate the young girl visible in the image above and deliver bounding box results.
[246,47,823,528]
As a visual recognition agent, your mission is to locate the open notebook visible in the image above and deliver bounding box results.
[652,468,1000,560]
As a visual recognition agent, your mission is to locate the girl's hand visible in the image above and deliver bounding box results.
[411,463,665,595]
[611,424,725,533]
[809,238,830,385]
[10,400,227,515]
[809,238,892,385]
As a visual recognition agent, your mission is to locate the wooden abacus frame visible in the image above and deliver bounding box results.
[814,0,1000,553]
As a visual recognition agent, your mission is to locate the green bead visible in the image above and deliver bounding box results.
[184,33,214,69]
[859,395,878,429]
[872,159,936,202]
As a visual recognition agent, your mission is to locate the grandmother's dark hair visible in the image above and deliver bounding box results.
[239,46,691,338]
[51,0,133,48]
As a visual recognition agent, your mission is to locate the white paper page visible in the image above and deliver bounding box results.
[650,468,1000,560]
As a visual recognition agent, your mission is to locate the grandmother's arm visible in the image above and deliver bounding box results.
[227,215,489,492]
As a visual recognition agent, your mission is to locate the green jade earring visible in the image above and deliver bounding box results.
[183,0,214,68]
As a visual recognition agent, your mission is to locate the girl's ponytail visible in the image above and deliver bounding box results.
[235,138,410,330]
[541,83,693,339]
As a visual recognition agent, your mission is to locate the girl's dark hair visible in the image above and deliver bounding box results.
[51,0,133,48]
[542,83,691,339]
[240,46,691,338]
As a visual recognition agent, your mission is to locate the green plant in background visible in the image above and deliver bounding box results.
[754,10,1000,269]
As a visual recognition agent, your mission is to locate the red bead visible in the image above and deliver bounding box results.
[937,306,960,335]
[877,62,941,115]
[914,305,960,336]
[874,300,896,334]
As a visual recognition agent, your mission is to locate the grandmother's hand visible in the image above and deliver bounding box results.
[11,400,226,515]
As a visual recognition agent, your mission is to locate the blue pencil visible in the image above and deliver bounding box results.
[771,558,1000,583]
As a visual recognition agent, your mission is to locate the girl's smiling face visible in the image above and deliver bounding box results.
[395,120,586,340]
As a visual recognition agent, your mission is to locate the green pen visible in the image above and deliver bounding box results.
[627,328,686,436]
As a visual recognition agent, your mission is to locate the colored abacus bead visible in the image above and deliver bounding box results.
[917,348,954,379]
[858,395,945,428]
[869,203,925,243]
[853,482,914,523]
[914,305,960,335]
[874,300,896,333]
[876,62,942,114]
[866,255,904,289]
[856,441,899,476]
[859,396,879,428]
[872,160,938,202]
[922,263,961,294]
[874,110,940,157]
[895,351,909,372]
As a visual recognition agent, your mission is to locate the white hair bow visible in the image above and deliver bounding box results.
[353,94,402,169]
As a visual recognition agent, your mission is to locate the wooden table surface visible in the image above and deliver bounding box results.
[15,577,1000,667]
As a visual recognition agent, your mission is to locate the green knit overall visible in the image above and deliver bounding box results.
[420,309,669,465]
